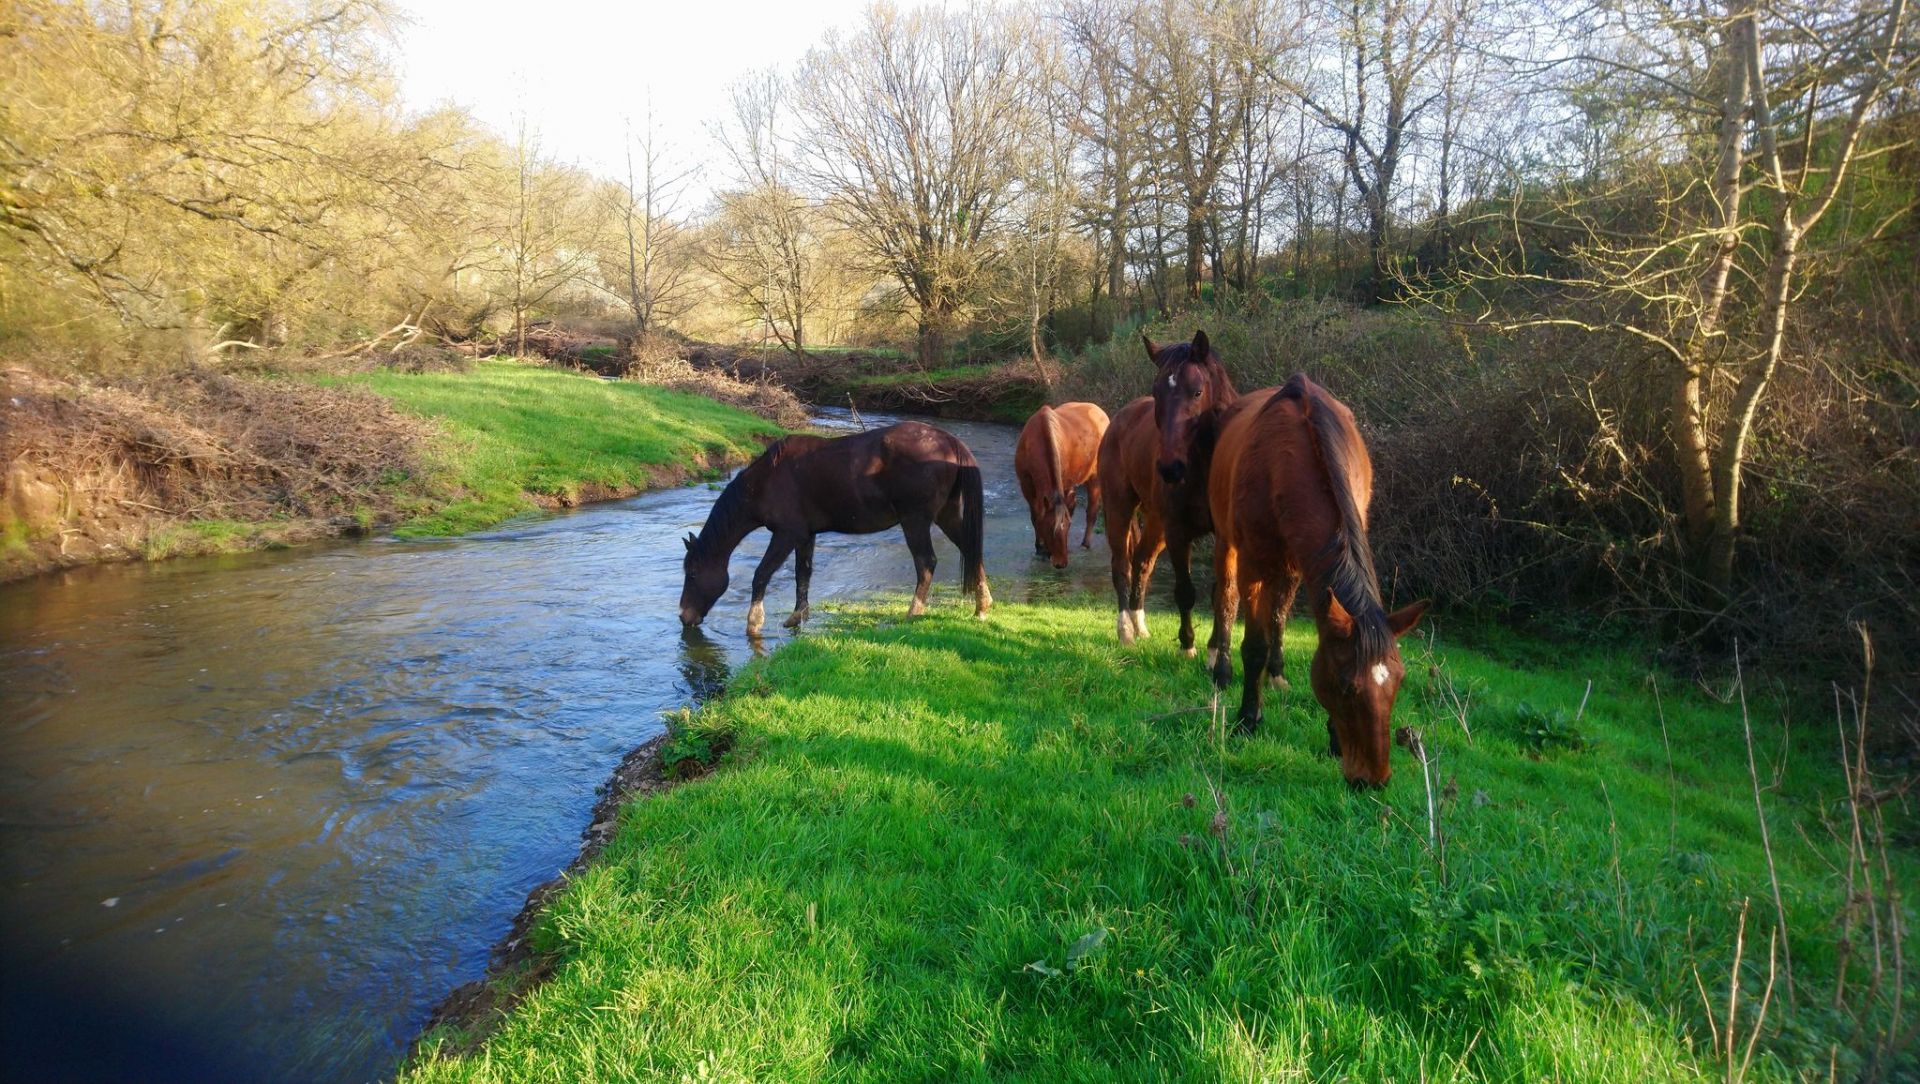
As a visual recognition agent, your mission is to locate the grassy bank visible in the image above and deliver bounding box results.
[408,600,1915,1082]
[0,358,785,580]
[334,359,785,535]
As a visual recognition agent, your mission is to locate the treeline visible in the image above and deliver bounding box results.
[4,0,1917,683]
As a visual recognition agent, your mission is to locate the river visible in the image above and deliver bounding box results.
[0,410,1129,1082]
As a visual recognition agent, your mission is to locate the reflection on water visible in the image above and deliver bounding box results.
[0,409,1146,1082]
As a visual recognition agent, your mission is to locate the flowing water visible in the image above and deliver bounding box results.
[0,411,1136,1083]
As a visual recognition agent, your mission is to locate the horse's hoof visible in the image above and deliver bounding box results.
[745,601,765,637]
[1181,645,1196,658]
[1130,610,1150,639]
[906,601,927,617]
[1115,611,1135,645]
[1209,657,1231,690]
[782,608,809,629]
[1269,673,1290,691]
[1235,713,1262,736]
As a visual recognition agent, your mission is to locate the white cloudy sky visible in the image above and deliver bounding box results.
[391,0,881,203]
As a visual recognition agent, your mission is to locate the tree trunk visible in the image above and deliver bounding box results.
[1184,209,1206,303]
[1707,230,1799,591]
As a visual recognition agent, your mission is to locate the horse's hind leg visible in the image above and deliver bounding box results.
[746,532,798,637]
[1266,570,1302,689]
[1207,541,1238,686]
[1236,581,1273,734]
[1128,512,1164,642]
[934,501,989,617]
[1080,477,1101,549]
[783,533,815,629]
[1104,485,1139,643]
[901,517,937,617]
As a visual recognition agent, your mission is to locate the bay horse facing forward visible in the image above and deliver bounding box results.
[1014,402,1109,568]
[1205,374,1427,788]
[1096,330,1237,651]
[679,421,990,635]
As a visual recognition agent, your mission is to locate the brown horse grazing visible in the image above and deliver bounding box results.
[1096,329,1238,652]
[1205,373,1428,788]
[678,421,990,635]
[1014,402,1110,568]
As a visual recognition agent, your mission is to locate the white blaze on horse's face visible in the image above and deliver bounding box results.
[1166,373,1177,389]
[1371,662,1390,687]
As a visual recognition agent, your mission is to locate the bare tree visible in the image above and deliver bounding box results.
[791,3,1037,367]
[707,72,821,353]
[1440,0,1918,594]
[1127,0,1276,303]
[1297,0,1455,298]
[500,117,604,356]
[609,109,696,335]
[1060,0,1154,338]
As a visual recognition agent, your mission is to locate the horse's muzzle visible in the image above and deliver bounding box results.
[678,607,700,627]
[1157,459,1187,485]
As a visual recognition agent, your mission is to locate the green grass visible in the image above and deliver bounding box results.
[336,359,784,535]
[139,517,288,560]
[406,599,1916,1082]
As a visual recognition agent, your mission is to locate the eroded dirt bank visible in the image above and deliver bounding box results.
[2,364,434,581]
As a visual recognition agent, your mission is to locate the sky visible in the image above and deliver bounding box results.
[391,0,881,204]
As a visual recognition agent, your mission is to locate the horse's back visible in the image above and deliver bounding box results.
[1221,377,1369,573]
[1052,401,1109,486]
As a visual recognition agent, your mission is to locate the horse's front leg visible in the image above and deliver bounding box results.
[901,518,937,617]
[745,533,797,637]
[783,533,815,629]
[1166,528,1198,657]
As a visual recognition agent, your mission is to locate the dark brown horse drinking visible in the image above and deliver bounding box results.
[1205,374,1428,788]
[1014,402,1109,568]
[1096,330,1237,651]
[678,421,990,635]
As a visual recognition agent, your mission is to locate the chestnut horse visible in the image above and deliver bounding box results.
[1205,373,1427,787]
[678,421,990,635]
[1014,402,1110,568]
[1096,330,1237,652]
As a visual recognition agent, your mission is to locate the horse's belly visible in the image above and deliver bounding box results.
[817,507,899,535]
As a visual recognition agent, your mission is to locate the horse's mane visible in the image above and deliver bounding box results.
[1279,373,1390,671]
[1038,405,1064,493]
[693,441,777,556]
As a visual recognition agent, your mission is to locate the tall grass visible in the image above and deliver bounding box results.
[407,600,1914,1082]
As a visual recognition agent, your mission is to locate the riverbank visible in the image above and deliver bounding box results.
[406,599,1916,1082]
[0,358,784,581]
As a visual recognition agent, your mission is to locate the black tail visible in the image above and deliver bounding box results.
[957,460,987,601]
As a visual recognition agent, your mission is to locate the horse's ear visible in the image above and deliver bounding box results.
[1387,599,1431,638]
[1141,331,1161,364]
[1191,329,1211,361]
[683,532,697,552]
[1325,590,1354,636]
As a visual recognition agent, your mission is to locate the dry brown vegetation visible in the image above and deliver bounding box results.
[1,363,434,577]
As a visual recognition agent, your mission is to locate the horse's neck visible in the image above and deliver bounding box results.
[701,483,763,557]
